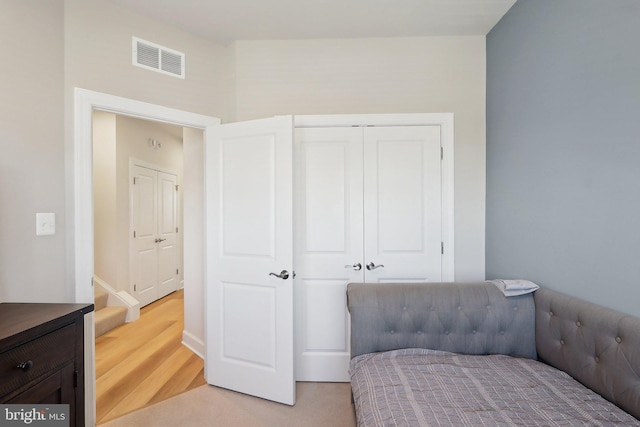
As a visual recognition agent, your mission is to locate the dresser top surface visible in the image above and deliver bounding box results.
[0,303,94,344]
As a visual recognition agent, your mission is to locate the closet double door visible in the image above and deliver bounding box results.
[131,165,179,307]
[295,125,443,381]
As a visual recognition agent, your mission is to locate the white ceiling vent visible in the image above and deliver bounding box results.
[132,37,185,79]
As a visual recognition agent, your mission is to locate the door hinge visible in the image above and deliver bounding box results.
[134,284,137,291]
[441,147,444,160]
[133,230,136,238]
[133,177,136,185]
[73,370,78,388]
[176,268,179,275]
[441,242,444,254]
[175,184,179,191]
[176,227,179,233]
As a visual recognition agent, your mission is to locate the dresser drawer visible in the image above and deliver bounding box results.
[0,324,76,399]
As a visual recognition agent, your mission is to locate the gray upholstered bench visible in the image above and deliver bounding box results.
[347,282,640,426]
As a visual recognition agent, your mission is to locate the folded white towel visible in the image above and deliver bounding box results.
[488,279,539,297]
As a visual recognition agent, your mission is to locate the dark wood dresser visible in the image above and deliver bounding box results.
[0,303,94,427]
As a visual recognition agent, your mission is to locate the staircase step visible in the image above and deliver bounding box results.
[95,306,128,337]
[94,288,108,311]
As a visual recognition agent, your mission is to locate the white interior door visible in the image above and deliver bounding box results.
[205,116,295,405]
[294,127,364,382]
[131,165,179,307]
[132,165,158,306]
[157,171,178,299]
[363,126,443,283]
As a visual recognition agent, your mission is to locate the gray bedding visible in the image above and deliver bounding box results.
[350,348,640,427]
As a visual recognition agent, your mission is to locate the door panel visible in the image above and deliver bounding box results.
[294,127,363,382]
[132,166,159,307]
[221,136,276,258]
[364,126,442,283]
[206,116,295,405]
[158,172,178,299]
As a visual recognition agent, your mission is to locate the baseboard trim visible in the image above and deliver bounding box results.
[182,330,204,359]
[93,275,140,322]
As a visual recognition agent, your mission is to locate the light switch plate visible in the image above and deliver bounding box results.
[36,212,56,236]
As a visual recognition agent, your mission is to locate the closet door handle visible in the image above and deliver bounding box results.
[269,270,290,280]
[344,263,362,271]
[366,262,384,271]
[155,238,166,243]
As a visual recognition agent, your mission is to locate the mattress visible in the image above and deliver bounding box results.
[350,348,640,426]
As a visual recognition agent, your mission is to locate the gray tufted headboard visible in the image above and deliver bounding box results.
[347,281,537,360]
[534,287,640,420]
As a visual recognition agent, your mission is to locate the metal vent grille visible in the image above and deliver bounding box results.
[132,37,185,79]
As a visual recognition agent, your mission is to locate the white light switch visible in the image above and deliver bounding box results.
[36,213,56,236]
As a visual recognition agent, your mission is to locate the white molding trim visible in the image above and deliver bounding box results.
[182,330,205,359]
[93,275,140,323]
[294,112,455,281]
[83,312,95,427]
[73,88,220,424]
[293,113,454,128]
[73,88,220,304]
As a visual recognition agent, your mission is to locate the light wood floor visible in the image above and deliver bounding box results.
[95,290,206,425]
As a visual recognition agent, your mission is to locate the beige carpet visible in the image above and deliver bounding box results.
[100,382,357,427]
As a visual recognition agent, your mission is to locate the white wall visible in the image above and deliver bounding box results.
[0,0,66,302]
[93,111,118,288]
[64,0,233,298]
[182,127,205,356]
[234,37,487,280]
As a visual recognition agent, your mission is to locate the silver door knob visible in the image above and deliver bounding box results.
[366,262,384,271]
[269,270,290,280]
[344,263,362,271]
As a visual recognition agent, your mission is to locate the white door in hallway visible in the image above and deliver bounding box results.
[205,116,295,405]
[131,165,179,307]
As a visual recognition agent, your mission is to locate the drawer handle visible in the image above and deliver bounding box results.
[17,360,33,371]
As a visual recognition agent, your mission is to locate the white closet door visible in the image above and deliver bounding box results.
[363,126,443,283]
[131,166,179,307]
[157,171,178,299]
[132,165,159,307]
[205,116,295,405]
[294,127,364,382]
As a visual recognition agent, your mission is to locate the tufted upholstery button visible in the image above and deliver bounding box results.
[486,305,491,309]
[444,331,449,335]
[616,337,622,343]
[389,330,395,334]
[457,306,462,310]
[595,356,600,363]
[416,330,422,335]
[576,320,581,327]
[560,339,565,345]
[549,311,553,316]
[472,330,477,334]
[402,306,408,311]
[513,306,518,311]
[500,331,505,335]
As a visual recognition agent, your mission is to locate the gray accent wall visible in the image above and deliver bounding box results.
[486,0,640,316]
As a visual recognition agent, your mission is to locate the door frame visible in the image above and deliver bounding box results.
[294,113,455,280]
[72,88,220,424]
